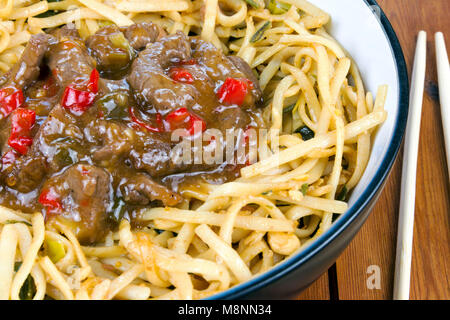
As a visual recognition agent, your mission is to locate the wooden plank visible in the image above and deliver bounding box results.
[296,271,330,300]
[336,0,450,300]
[336,159,402,299]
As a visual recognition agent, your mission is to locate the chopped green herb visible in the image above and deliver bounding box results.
[250,21,271,43]
[267,0,291,14]
[4,220,32,227]
[14,262,36,300]
[283,103,296,114]
[261,190,272,195]
[336,185,348,201]
[294,125,315,141]
[244,0,260,9]
[301,183,308,196]
[36,10,58,18]
[19,275,36,300]
[36,0,61,19]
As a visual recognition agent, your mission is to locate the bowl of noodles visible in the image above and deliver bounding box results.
[0,0,408,300]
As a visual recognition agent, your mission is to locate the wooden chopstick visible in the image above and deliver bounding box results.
[393,31,427,300]
[435,32,450,178]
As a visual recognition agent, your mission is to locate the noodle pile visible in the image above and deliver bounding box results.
[0,0,388,299]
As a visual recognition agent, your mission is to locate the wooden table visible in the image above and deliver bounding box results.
[296,0,450,300]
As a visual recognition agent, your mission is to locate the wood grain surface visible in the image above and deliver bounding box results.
[297,0,450,300]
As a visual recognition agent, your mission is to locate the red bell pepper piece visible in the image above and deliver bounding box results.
[164,107,206,136]
[169,67,194,84]
[7,108,36,155]
[61,69,99,115]
[61,87,96,115]
[217,78,252,106]
[39,187,62,214]
[128,106,163,133]
[0,87,24,118]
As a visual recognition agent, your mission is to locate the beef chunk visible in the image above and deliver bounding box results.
[86,25,135,77]
[191,38,262,107]
[120,173,182,206]
[49,24,80,39]
[0,33,51,89]
[128,31,198,114]
[44,164,113,244]
[128,134,189,177]
[227,55,263,106]
[120,22,166,50]
[47,30,95,88]
[213,105,250,130]
[89,118,135,163]
[1,156,47,193]
[30,104,81,172]
[0,111,47,193]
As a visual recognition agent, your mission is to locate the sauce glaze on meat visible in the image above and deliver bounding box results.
[0,23,265,243]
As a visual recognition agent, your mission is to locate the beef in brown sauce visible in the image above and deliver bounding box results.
[86,25,135,78]
[47,28,95,89]
[43,164,113,243]
[128,31,198,115]
[120,173,182,207]
[120,22,166,50]
[0,23,265,244]
[0,33,51,90]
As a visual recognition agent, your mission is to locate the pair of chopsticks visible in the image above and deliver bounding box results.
[393,32,450,300]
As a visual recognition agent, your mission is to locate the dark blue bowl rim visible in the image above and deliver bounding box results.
[209,0,409,300]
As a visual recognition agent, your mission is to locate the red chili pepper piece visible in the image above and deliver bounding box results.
[87,68,99,93]
[0,87,24,118]
[217,78,251,106]
[169,67,194,84]
[128,106,163,133]
[164,107,206,136]
[61,69,99,115]
[7,108,36,155]
[39,188,62,214]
